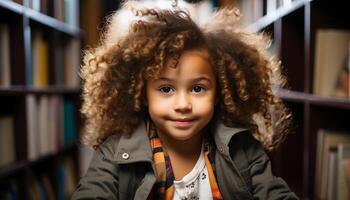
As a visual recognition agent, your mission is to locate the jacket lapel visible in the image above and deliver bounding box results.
[113,123,153,164]
[212,123,254,199]
[111,123,156,199]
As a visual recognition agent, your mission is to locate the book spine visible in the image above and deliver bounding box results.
[0,116,15,167]
[0,24,11,86]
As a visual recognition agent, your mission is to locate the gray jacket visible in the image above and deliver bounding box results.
[72,123,299,200]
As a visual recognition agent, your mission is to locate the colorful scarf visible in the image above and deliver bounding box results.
[147,122,223,200]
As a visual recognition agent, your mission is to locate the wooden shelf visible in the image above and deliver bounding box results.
[276,89,307,103]
[277,89,350,109]
[308,95,350,110]
[0,0,83,37]
[0,86,80,95]
[0,0,82,197]
[0,144,77,179]
[26,9,83,37]
[0,0,24,15]
[246,0,310,32]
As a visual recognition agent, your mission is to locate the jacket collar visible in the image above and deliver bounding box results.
[112,122,153,164]
[112,122,248,164]
[211,122,249,158]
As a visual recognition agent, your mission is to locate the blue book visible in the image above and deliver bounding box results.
[56,165,66,200]
[63,99,77,144]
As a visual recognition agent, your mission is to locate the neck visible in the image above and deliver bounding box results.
[158,132,203,157]
[157,130,205,180]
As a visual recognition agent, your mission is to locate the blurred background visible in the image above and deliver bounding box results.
[0,0,349,199]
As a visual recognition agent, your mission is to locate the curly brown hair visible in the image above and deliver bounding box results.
[80,2,292,151]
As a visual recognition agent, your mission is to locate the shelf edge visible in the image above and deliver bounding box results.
[246,0,312,32]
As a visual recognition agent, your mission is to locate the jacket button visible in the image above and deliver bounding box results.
[122,152,129,160]
[218,146,224,153]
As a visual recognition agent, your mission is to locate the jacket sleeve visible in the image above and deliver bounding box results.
[245,134,299,200]
[71,140,119,200]
[230,132,299,200]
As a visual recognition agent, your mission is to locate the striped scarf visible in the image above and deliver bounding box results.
[147,122,223,200]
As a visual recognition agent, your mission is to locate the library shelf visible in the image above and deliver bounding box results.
[0,86,80,95]
[237,0,350,199]
[246,0,311,32]
[0,0,83,37]
[278,89,350,110]
[0,0,24,15]
[26,9,83,37]
[0,144,77,179]
[0,0,82,198]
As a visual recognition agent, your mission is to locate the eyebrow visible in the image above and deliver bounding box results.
[157,76,213,84]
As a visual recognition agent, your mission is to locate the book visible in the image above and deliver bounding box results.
[0,23,11,86]
[252,0,263,21]
[51,95,65,151]
[29,175,41,200]
[48,96,60,153]
[63,98,76,144]
[267,0,277,14]
[315,129,350,200]
[313,29,350,99]
[32,30,49,88]
[234,0,263,26]
[332,41,350,99]
[40,0,49,15]
[41,174,55,200]
[29,0,40,11]
[0,181,19,200]
[64,39,80,88]
[26,95,39,160]
[54,0,65,22]
[327,148,337,200]
[0,116,15,167]
[64,157,77,197]
[38,95,49,155]
[276,0,283,9]
[27,95,68,159]
[12,0,22,4]
[54,156,78,199]
[337,144,350,200]
[27,172,57,200]
[344,159,350,198]
[57,96,65,148]
[54,44,65,86]
[56,164,66,200]
[64,0,79,27]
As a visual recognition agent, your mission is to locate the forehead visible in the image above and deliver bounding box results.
[159,50,214,79]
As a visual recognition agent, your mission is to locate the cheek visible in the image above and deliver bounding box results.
[195,96,216,117]
[147,96,169,118]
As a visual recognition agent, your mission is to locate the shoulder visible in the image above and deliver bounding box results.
[95,134,123,161]
[229,131,262,150]
[228,131,266,165]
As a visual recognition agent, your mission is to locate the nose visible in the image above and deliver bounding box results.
[174,92,192,113]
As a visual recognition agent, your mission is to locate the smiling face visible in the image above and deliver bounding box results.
[146,50,216,144]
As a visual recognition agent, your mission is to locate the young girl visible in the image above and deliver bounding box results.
[73,1,298,199]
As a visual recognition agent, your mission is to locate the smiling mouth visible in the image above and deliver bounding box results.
[171,119,194,128]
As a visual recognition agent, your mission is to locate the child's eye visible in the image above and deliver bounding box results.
[191,85,206,93]
[159,86,174,94]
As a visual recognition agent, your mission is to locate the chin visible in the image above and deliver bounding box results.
[172,135,195,141]
[169,130,199,141]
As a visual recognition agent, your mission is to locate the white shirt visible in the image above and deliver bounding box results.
[172,148,213,200]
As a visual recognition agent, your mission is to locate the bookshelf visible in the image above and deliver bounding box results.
[0,0,81,198]
[233,0,350,199]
